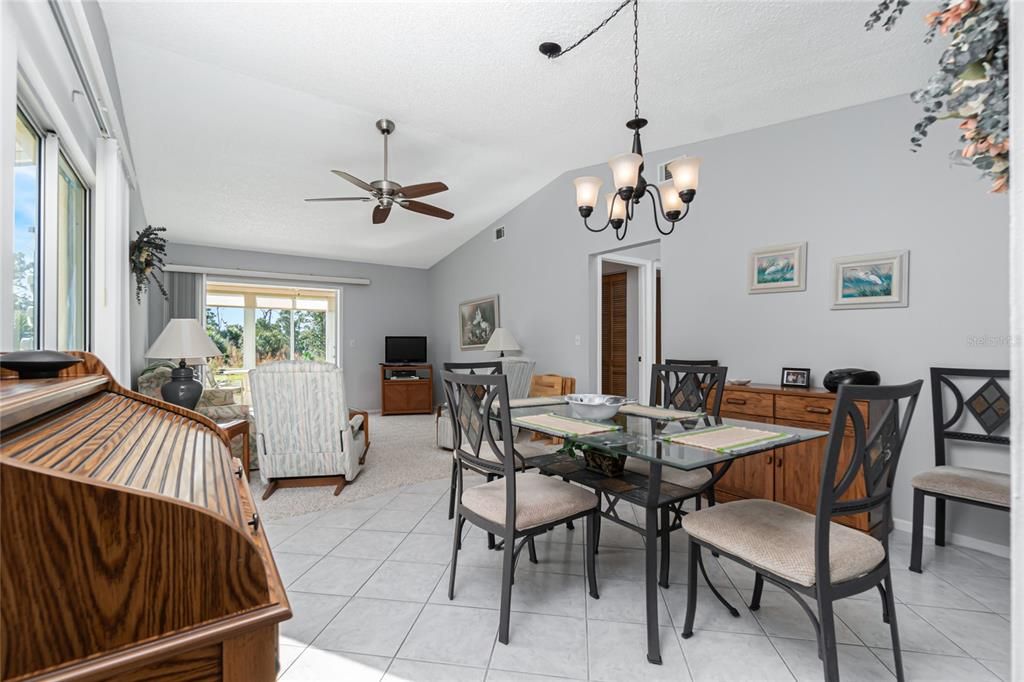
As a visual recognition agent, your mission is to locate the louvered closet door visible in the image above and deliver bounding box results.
[602,272,628,396]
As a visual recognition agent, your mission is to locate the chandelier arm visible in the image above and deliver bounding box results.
[545,0,632,59]
[583,214,612,233]
[647,185,678,237]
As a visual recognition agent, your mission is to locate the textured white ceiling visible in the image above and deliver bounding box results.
[102,1,940,268]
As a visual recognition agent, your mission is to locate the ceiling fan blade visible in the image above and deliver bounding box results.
[398,181,449,199]
[399,200,454,220]
[372,205,392,224]
[305,197,372,202]
[331,170,375,193]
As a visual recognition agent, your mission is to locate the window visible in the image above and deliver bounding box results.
[12,109,40,350]
[57,154,87,350]
[204,282,338,387]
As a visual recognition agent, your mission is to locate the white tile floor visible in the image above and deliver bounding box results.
[265,477,1011,681]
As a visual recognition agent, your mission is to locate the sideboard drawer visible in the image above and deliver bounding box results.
[716,389,773,417]
[775,394,837,425]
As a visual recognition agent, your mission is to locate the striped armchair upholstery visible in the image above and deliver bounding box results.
[249,360,366,485]
[436,359,535,450]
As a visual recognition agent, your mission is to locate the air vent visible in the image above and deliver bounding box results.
[494,225,506,241]
[657,162,673,183]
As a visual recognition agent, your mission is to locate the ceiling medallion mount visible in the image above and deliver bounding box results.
[539,0,702,241]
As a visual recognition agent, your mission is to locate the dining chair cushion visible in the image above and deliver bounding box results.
[680,499,885,588]
[462,473,598,531]
[624,458,712,490]
[911,466,1010,508]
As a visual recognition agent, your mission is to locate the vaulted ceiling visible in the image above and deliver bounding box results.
[102,1,940,268]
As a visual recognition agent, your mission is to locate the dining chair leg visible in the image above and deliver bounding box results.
[448,513,461,600]
[681,540,699,638]
[707,485,717,507]
[817,598,840,682]
[527,537,538,564]
[447,459,457,520]
[749,573,764,611]
[487,474,497,550]
[909,488,925,573]
[934,497,947,547]
[884,570,905,681]
[877,583,890,624]
[593,506,602,555]
[644,505,662,664]
[585,513,600,599]
[498,534,515,645]
[659,506,671,588]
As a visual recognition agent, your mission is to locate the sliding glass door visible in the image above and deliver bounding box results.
[205,282,338,391]
[57,154,87,350]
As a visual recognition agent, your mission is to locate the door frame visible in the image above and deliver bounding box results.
[592,252,657,401]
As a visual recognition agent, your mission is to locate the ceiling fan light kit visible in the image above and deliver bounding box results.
[305,118,454,224]
[541,0,703,241]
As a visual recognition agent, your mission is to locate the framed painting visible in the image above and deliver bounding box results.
[831,250,909,310]
[748,242,807,293]
[459,295,500,350]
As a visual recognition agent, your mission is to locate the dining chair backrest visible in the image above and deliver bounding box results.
[650,363,728,417]
[444,361,503,376]
[442,370,523,482]
[815,381,923,579]
[929,368,1010,466]
[664,359,719,367]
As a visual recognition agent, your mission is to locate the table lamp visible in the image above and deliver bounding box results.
[146,318,222,409]
[484,328,520,358]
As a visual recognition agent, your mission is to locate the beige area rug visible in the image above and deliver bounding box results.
[252,413,451,522]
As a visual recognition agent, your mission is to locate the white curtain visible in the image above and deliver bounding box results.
[91,138,130,384]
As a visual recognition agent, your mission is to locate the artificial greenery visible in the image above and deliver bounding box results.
[867,0,1009,192]
[129,225,168,303]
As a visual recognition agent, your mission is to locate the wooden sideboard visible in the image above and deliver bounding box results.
[381,364,433,415]
[709,383,873,531]
[0,353,290,681]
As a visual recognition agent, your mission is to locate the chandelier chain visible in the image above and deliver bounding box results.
[633,0,640,119]
[546,0,631,59]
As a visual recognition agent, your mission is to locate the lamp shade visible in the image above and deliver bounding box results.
[483,328,521,354]
[146,318,222,360]
[606,192,627,221]
[573,176,603,209]
[667,156,701,192]
[658,180,684,213]
[608,152,642,190]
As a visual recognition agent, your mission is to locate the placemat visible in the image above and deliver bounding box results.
[662,425,795,453]
[491,396,567,412]
[618,404,703,421]
[514,413,622,437]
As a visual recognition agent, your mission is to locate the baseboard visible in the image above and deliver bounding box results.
[892,517,1011,559]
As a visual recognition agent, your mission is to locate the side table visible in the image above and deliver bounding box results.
[217,418,251,480]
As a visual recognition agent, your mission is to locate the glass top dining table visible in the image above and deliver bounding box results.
[500,402,828,470]
[492,401,829,666]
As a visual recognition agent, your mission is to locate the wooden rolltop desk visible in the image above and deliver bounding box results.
[0,353,290,681]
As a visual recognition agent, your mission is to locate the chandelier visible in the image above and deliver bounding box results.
[540,0,701,241]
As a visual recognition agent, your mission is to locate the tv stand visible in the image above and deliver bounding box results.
[381,364,433,415]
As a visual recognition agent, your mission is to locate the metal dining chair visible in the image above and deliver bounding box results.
[619,363,727,585]
[680,380,923,682]
[909,367,1010,573]
[444,370,601,645]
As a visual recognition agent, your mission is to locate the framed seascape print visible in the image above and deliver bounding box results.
[748,242,807,293]
[831,250,909,310]
[459,295,500,350]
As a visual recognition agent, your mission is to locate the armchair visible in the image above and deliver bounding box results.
[249,360,369,499]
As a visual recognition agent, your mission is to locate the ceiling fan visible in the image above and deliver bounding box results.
[305,119,454,225]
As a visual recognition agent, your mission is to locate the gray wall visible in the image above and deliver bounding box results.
[428,96,1010,550]
[150,243,433,410]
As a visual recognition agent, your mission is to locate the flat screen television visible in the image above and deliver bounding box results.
[385,336,427,364]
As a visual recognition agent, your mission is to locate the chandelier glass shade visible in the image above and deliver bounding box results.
[544,0,703,241]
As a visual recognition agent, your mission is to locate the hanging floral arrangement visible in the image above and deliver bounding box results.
[129,225,168,303]
[866,0,1009,193]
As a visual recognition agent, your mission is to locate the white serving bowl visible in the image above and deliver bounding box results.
[565,393,631,420]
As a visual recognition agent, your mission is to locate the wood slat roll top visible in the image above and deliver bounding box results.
[2,390,245,527]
